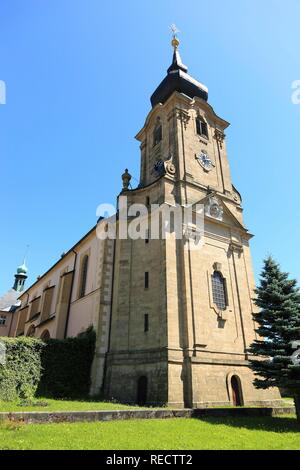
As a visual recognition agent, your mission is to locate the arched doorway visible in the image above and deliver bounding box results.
[231,375,243,406]
[137,376,148,405]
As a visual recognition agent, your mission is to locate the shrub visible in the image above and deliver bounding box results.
[0,337,44,402]
[37,326,96,398]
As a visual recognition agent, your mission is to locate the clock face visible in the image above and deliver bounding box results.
[197,152,214,172]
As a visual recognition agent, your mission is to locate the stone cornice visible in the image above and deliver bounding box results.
[135,91,230,142]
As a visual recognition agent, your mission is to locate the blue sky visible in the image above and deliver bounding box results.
[1,0,299,293]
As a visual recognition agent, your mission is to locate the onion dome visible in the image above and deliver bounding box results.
[150,32,208,107]
[17,262,28,275]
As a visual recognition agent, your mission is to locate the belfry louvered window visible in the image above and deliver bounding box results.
[212,271,227,311]
[196,117,208,138]
[153,124,162,147]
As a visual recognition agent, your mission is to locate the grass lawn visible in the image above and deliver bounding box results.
[0,397,294,413]
[0,416,299,450]
[0,398,150,413]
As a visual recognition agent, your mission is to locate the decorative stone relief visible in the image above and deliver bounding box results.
[228,241,244,256]
[213,262,222,272]
[164,154,176,176]
[214,129,225,149]
[184,225,202,245]
[176,109,190,129]
[151,154,177,178]
[205,196,223,221]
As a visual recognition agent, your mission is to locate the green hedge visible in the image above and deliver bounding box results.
[37,327,96,398]
[0,328,96,402]
[0,337,44,401]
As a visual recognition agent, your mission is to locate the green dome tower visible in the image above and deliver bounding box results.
[13,260,28,292]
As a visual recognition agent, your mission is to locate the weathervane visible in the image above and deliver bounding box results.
[170,24,180,37]
[170,24,180,49]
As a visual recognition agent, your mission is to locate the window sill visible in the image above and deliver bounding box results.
[197,133,209,141]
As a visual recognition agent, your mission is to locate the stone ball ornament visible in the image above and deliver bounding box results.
[165,160,176,175]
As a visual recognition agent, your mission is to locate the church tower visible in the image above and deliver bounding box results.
[104,33,280,407]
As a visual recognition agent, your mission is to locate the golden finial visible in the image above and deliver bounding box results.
[170,24,180,49]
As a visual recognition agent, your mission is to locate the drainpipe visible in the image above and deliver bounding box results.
[63,249,78,339]
[8,312,14,337]
[215,129,226,194]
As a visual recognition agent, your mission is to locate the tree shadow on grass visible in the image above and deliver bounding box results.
[198,416,300,433]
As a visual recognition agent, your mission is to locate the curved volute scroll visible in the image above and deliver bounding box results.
[164,153,176,176]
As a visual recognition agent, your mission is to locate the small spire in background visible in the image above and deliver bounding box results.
[13,246,29,292]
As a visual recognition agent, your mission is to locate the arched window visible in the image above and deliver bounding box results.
[153,121,162,147]
[211,271,227,311]
[196,116,208,138]
[40,330,50,342]
[79,255,89,298]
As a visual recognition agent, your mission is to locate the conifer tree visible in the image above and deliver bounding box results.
[249,257,300,421]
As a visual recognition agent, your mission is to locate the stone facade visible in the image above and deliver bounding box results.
[12,227,115,397]
[0,310,16,337]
